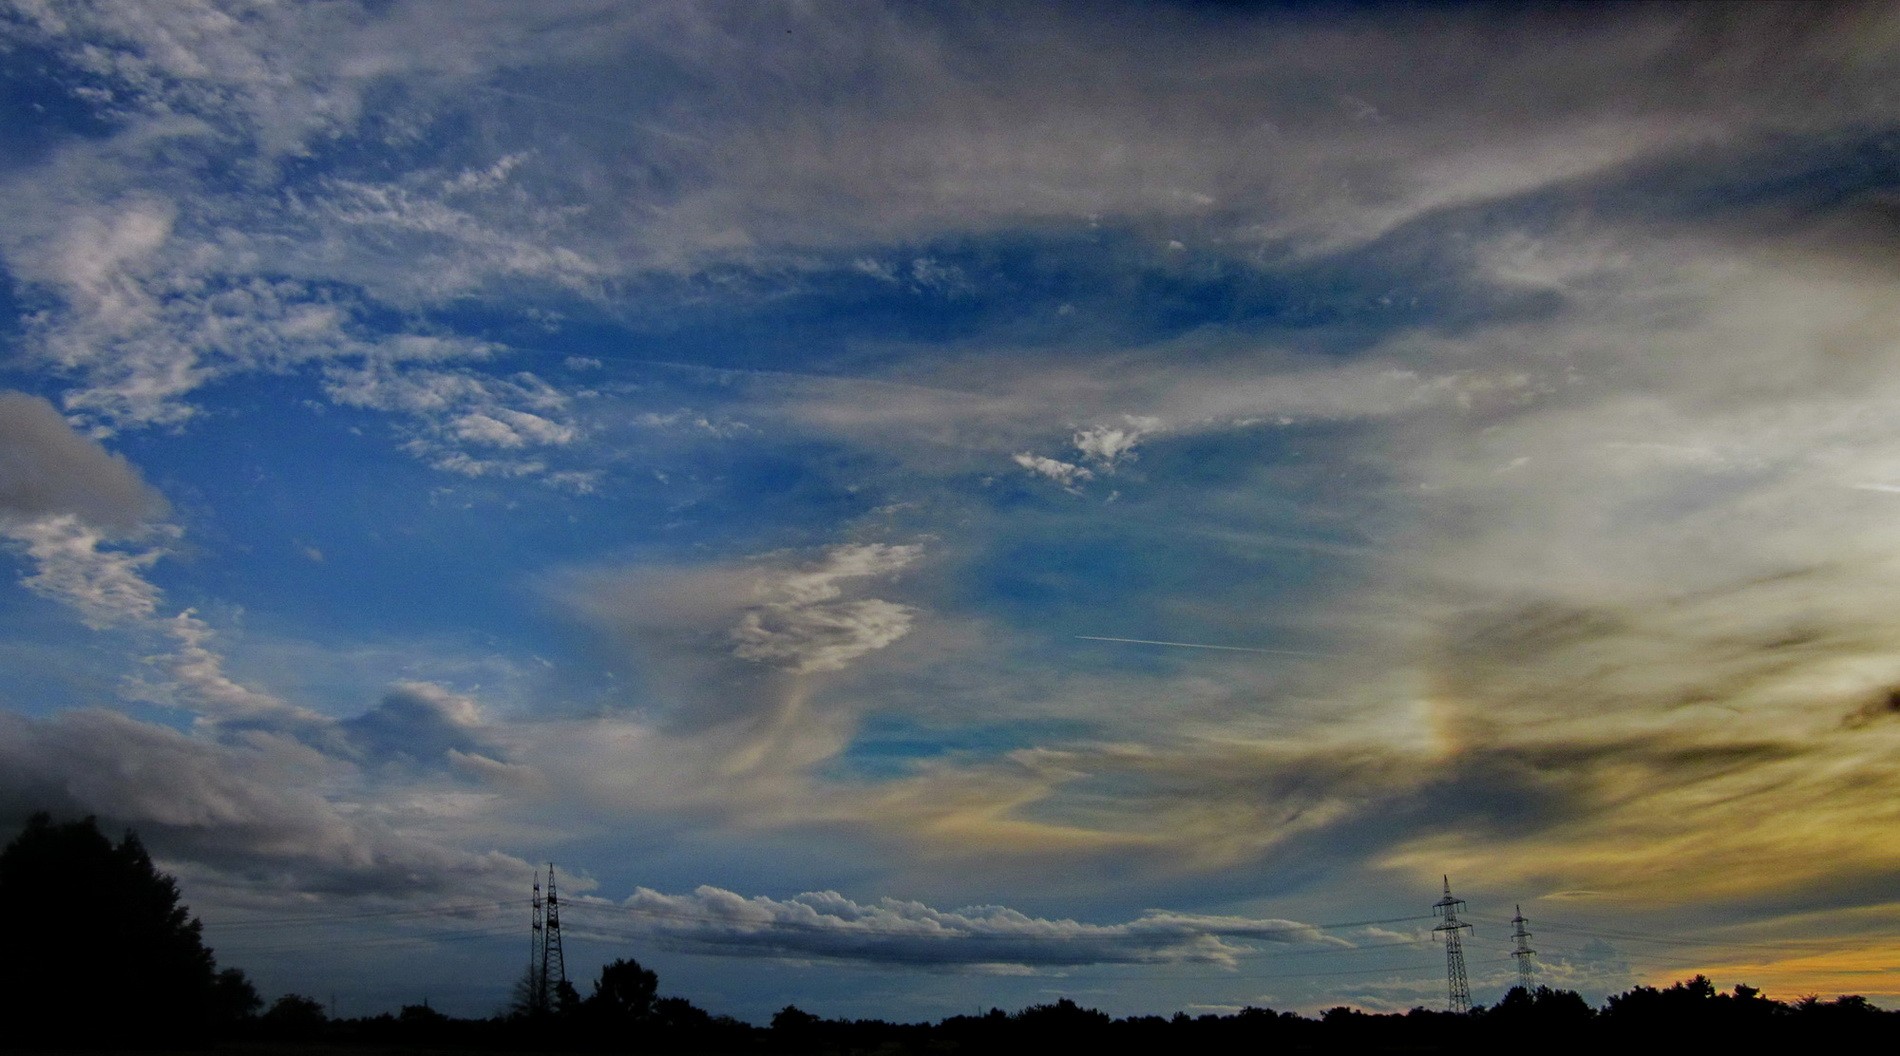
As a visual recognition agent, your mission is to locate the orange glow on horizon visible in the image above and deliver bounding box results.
[1641,943,1900,1004]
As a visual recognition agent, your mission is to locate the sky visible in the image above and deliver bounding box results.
[2,0,1899,1023]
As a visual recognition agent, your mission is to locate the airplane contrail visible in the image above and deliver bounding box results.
[1075,635,1328,657]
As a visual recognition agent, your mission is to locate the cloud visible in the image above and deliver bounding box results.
[6,1,1892,460]
[2,194,344,429]
[0,708,530,899]
[0,399,330,733]
[772,352,1515,479]
[0,391,167,530]
[3,515,166,629]
[1073,416,1161,466]
[308,163,608,298]
[14,1,1893,322]
[341,681,496,769]
[553,541,927,792]
[323,359,588,482]
[1,0,1898,1013]
[0,178,511,432]
[727,543,923,675]
[1012,453,1094,491]
[7,522,323,733]
[126,611,333,731]
[570,543,924,680]
[584,885,1340,969]
[517,3,1898,263]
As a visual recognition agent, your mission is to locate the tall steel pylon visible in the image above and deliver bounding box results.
[542,863,566,1002]
[1510,904,1537,993]
[526,863,567,1015]
[528,871,546,1014]
[1432,876,1474,1013]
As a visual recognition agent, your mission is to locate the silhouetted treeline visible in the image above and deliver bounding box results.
[227,972,1894,1055]
[6,813,1893,1052]
[0,814,262,1048]
[744,983,1894,1055]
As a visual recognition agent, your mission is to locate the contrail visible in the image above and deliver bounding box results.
[1075,636,1328,657]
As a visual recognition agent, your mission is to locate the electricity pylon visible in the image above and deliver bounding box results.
[1510,904,1537,993]
[1433,876,1474,1013]
[542,863,566,1003]
[526,863,567,1015]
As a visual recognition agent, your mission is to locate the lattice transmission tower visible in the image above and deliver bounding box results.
[525,863,567,1015]
[1432,876,1474,1013]
[1510,904,1537,993]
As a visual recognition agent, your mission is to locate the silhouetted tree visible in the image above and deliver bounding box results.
[398,1001,448,1025]
[772,1003,821,1052]
[587,957,659,1023]
[259,993,328,1039]
[211,967,263,1025]
[1487,984,1594,1029]
[1014,997,1112,1050]
[507,966,579,1021]
[1794,991,1884,1026]
[652,994,718,1032]
[0,813,252,1046]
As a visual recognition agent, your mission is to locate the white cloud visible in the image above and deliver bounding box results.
[3,515,166,629]
[730,543,923,674]
[1073,416,1163,465]
[129,611,331,730]
[553,541,931,789]
[1012,452,1094,490]
[449,408,575,449]
[310,167,606,298]
[16,0,1890,329]
[324,361,586,481]
[0,398,316,732]
[778,354,1484,478]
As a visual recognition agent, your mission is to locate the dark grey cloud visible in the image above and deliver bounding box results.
[340,680,495,770]
[0,391,165,530]
[0,708,527,899]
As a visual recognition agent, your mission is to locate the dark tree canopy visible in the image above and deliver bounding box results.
[0,813,251,1045]
[260,993,329,1039]
[589,957,659,1022]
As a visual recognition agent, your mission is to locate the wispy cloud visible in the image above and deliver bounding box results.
[6,515,167,629]
[323,358,591,482]
[584,885,1342,969]
[3,0,1900,1019]
[729,543,923,675]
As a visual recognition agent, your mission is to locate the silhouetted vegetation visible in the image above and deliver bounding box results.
[269,977,1898,1054]
[5,814,1893,1052]
[0,813,259,1048]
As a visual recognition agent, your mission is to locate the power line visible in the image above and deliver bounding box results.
[214,923,521,956]
[559,901,1438,943]
[204,897,1439,963]
[204,899,527,931]
[1477,915,1879,955]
